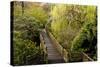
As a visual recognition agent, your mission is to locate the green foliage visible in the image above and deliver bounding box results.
[71,21,97,50]
[13,1,48,28]
[71,21,97,60]
[13,16,43,65]
[13,1,49,65]
[49,4,97,60]
[13,16,45,65]
[14,16,40,43]
[26,5,48,25]
[50,4,88,49]
[50,5,68,48]
[13,32,43,65]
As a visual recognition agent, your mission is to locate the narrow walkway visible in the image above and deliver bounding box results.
[41,29,65,63]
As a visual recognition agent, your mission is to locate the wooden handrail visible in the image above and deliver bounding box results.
[82,52,94,61]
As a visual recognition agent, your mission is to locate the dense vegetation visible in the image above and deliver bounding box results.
[12,1,97,65]
[49,4,97,60]
[12,1,48,65]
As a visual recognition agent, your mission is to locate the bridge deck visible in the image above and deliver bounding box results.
[41,29,65,63]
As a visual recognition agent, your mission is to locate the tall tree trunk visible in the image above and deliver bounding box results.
[22,2,24,16]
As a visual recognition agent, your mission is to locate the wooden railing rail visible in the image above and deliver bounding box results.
[82,52,94,61]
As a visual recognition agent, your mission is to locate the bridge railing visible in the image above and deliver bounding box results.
[68,51,94,62]
[82,52,94,61]
[46,29,94,62]
[40,32,48,63]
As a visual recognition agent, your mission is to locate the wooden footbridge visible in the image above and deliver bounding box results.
[40,29,94,64]
[40,29,65,63]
